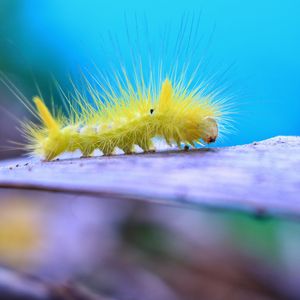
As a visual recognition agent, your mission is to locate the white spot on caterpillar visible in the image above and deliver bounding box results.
[60,150,81,159]
[79,126,89,134]
[92,125,99,133]
[153,138,176,151]
[107,123,114,129]
[115,147,124,155]
[133,144,143,153]
[93,149,103,156]
[77,125,98,134]
[61,125,77,133]
[95,125,102,133]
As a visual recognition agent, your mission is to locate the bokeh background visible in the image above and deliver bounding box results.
[1,0,299,157]
[0,1,300,299]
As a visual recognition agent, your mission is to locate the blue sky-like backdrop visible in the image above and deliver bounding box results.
[2,0,300,146]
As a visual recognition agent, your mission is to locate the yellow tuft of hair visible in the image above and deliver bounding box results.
[33,97,59,132]
[158,79,173,112]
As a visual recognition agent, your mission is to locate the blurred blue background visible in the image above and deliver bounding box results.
[1,2,300,299]
[0,0,299,155]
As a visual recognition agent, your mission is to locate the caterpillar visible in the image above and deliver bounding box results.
[3,16,233,161]
[23,76,226,161]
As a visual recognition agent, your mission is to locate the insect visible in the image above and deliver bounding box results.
[2,16,234,161]
[24,76,227,161]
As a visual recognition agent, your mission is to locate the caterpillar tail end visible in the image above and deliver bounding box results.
[33,97,59,132]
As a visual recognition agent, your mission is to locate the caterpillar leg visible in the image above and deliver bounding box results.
[81,151,93,158]
[100,144,115,156]
[175,138,182,149]
[44,151,59,162]
[80,146,95,158]
[147,140,156,153]
[174,131,183,149]
[163,135,172,147]
[138,139,155,153]
[183,141,196,151]
[120,144,134,155]
[80,154,93,158]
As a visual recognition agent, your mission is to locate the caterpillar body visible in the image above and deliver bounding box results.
[25,77,224,161]
[5,16,234,161]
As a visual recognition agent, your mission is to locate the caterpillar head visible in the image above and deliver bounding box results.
[201,116,218,144]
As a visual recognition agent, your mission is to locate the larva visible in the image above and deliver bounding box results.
[24,76,225,161]
[4,16,233,161]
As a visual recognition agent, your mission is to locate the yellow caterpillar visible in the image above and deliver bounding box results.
[3,16,233,161]
[23,76,226,161]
